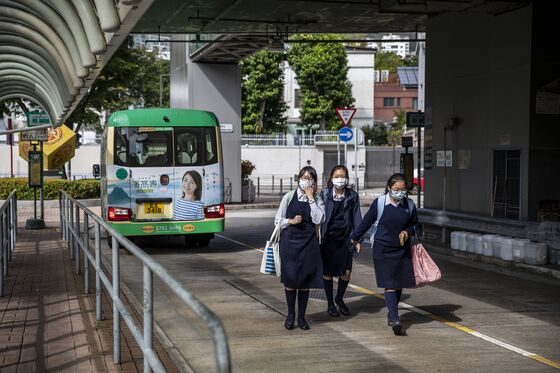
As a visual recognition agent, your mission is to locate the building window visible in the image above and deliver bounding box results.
[383,97,394,107]
[397,97,401,107]
[294,89,301,108]
[412,97,418,111]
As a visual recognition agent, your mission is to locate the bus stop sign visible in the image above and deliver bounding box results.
[406,111,425,128]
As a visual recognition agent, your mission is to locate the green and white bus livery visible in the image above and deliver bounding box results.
[100,108,225,247]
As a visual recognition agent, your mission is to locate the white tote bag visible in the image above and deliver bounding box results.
[260,224,281,277]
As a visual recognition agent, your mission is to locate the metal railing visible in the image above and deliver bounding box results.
[241,133,288,146]
[0,190,17,297]
[59,191,231,373]
[250,175,360,198]
[240,131,349,147]
[418,208,560,251]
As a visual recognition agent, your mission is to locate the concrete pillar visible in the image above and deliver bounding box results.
[170,37,242,202]
[186,60,242,203]
[169,34,188,108]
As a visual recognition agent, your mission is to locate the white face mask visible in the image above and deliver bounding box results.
[332,177,347,189]
[299,179,314,190]
[390,190,406,201]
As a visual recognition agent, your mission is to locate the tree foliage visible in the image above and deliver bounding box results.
[375,51,418,74]
[375,51,405,73]
[362,123,389,145]
[67,36,170,133]
[241,49,287,133]
[387,108,407,146]
[287,34,354,131]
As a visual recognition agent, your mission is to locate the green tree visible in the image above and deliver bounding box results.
[361,123,389,145]
[241,49,287,134]
[387,108,407,146]
[375,51,404,73]
[403,55,418,66]
[287,34,354,131]
[67,36,170,133]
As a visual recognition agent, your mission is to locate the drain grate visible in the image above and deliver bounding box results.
[308,289,365,302]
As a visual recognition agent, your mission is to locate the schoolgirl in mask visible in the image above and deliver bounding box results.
[350,173,419,335]
[319,165,362,317]
[274,166,325,330]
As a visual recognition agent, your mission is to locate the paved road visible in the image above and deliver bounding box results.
[102,208,560,372]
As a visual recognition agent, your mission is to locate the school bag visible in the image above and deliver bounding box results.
[369,194,415,243]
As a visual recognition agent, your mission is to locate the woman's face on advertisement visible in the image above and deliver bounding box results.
[182,174,197,197]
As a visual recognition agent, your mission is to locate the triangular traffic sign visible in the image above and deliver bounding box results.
[336,108,356,126]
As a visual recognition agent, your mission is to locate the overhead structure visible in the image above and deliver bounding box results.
[134,0,530,63]
[0,0,156,124]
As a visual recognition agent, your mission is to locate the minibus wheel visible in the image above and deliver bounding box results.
[184,235,196,248]
[197,237,211,247]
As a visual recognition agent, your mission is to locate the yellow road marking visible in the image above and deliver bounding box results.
[528,355,560,369]
[218,233,560,370]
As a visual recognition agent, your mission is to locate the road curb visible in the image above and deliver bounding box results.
[425,240,560,280]
[226,203,279,210]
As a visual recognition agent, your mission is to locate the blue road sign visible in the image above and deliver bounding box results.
[338,127,353,142]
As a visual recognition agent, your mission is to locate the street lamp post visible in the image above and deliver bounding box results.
[159,74,170,107]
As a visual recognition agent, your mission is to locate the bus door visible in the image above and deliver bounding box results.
[173,127,223,221]
[126,127,175,221]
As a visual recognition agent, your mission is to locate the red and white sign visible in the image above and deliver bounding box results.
[336,108,356,126]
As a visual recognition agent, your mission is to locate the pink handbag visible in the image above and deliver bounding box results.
[411,243,442,287]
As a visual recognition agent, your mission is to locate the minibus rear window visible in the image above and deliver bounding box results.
[175,127,218,166]
[114,127,172,167]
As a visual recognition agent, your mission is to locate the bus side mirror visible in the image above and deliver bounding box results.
[93,164,100,179]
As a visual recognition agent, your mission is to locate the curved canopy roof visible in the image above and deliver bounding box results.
[0,0,155,125]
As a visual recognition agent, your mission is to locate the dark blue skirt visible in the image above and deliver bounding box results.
[372,242,415,289]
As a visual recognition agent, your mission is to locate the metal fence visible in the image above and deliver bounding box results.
[249,176,360,198]
[0,190,17,297]
[241,133,288,146]
[59,192,231,373]
[240,131,343,147]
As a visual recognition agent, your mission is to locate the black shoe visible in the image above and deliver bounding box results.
[388,319,402,335]
[285,314,295,330]
[327,305,340,317]
[335,298,350,316]
[298,319,310,330]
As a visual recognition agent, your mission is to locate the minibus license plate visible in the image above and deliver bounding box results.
[144,203,163,215]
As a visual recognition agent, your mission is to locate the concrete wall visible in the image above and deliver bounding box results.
[424,7,532,219]
[241,146,366,188]
[346,50,375,128]
[528,1,560,219]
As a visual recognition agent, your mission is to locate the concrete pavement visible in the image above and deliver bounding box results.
[112,208,560,372]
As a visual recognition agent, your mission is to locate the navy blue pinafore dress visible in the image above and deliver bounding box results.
[279,195,323,289]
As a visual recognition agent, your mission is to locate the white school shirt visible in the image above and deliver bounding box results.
[274,189,325,230]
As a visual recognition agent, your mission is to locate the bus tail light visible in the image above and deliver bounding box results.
[108,207,132,221]
[205,204,225,219]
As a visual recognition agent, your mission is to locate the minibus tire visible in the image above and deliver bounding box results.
[184,235,196,248]
[197,237,211,247]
